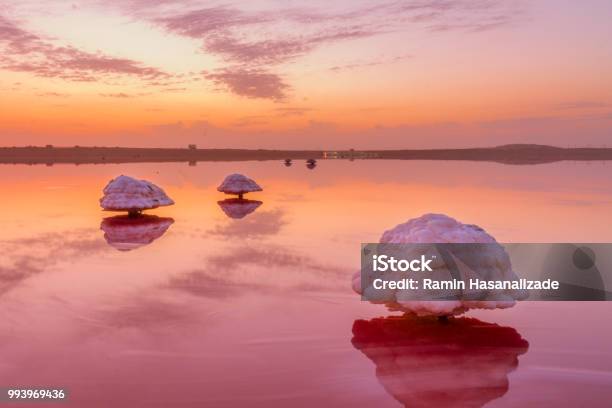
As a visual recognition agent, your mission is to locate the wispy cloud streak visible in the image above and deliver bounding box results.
[0,14,169,82]
[150,1,523,100]
[204,67,289,101]
[1,1,524,99]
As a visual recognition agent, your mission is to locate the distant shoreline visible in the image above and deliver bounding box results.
[1,144,612,165]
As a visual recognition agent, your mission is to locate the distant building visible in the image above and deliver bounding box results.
[188,144,197,150]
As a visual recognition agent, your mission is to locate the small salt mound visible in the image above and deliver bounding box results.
[217,174,262,198]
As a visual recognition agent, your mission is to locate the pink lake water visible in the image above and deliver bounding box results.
[1,160,612,407]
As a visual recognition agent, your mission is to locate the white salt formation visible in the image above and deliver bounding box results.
[217,174,262,199]
[101,215,174,251]
[100,175,174,215]
[353,213,527,316]
[379,213,497,244]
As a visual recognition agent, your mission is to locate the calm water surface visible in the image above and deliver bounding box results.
[1,160,612,407]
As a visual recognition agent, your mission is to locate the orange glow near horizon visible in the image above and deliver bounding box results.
[0,1,611,148]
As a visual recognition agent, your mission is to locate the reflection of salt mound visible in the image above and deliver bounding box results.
[353,214,526,316]
[217,199,262,219]
[100,215,174,251]
[352,316,529,408]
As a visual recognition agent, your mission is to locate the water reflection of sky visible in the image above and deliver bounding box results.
[0,161,611,407]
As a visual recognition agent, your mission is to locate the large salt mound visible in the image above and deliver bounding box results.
[353,213,527,316]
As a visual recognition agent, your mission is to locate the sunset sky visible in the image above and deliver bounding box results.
[1,0,611,148]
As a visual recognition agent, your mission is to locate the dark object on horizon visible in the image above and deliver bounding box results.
[188,144,197,150]
[284,158,292,167]
[306,158,317,169]
[352,316,529,408]
[100,214,174,251]
[217,198,262,219]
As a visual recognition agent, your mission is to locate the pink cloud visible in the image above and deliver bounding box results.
[156,6,270,37]
[2,1,524,100]
[156,5,379,66]
[204,67,289,101]
[99,92,133,98]
[329,54,413,72]
[273,107,313,117]
[153,6,380,100]
[36,91,70,97]
[204,28,374,65]
[149,2,521,100]
[0,14,169,82]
